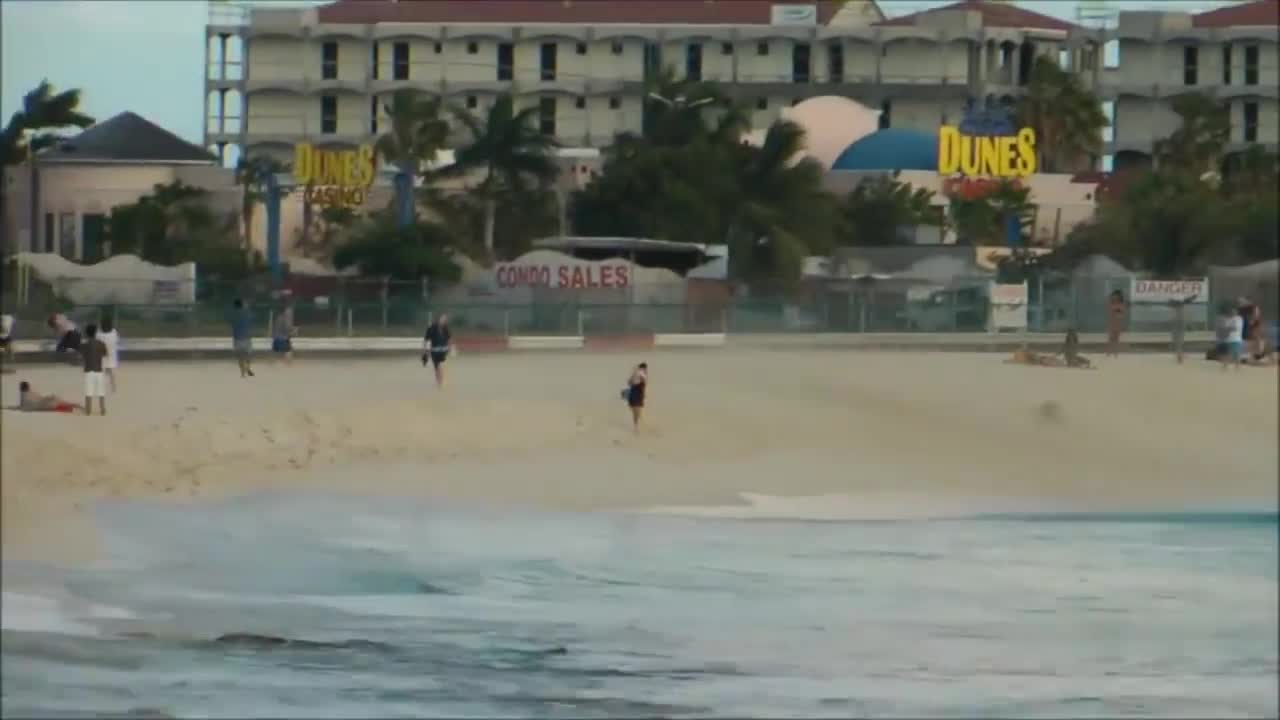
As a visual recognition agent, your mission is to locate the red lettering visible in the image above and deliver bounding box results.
[600,266,614,288]
[615,265,629,288]
[570,266,585,289]
[558,266,570,288]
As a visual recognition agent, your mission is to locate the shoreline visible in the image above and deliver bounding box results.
[3,350,1275,565]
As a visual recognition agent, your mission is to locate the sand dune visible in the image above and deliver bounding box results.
[3,350,1276,562]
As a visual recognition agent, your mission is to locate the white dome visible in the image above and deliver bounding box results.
[744,96,882,169]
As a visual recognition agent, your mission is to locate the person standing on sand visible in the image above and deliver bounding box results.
[230,298,255,378]
[422,314,452,388]
[623,362,647,431]
[1221,307,1244,372]
[271,298,296,365]
[99,316,120,392]
[1,313,15,369]
[1106,290,1126,358]
[80,323,108,415]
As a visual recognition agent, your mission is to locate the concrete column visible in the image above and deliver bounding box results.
[218,33,230,80]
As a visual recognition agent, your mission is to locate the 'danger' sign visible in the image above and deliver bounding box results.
[495,262,632,290]
[938,126,1037,178]
[1130,278,1209,304]
[294,143,376,208]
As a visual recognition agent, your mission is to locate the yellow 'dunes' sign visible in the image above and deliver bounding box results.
[294,143,376,208]
[937,126,1037,178]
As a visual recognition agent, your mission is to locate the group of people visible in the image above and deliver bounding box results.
[1211,296,1272,370]
[228,296,297,379]
[12,313,119,415]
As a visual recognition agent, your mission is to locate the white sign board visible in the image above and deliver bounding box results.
[771,4,817,25]
[989,281,1028,331]
[1130,278,1209,304]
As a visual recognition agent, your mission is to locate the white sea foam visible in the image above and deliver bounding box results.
[0,592,104,637]
[639,492,1050,522]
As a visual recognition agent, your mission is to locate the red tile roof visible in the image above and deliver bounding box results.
[875,0,1077,32]
[316,0,845,26]
[1193,0,1279,28]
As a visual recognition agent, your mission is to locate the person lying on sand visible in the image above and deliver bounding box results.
[1006,349,1064,367]
[13,381,81,413]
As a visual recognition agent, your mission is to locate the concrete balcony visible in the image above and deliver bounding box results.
[444,79,519,95]
[371,77,446,95]
[310,77,370,95]
[720,71,973,101]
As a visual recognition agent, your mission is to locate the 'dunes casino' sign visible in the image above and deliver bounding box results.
[294,143,377,208]
[937,105,1037,179]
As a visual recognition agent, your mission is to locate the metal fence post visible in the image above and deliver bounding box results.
[503,308,511,337]
[346,307,353,337]
[576,309,585,338]
[380,277,388,332]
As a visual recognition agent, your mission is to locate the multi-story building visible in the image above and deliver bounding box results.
[204,0,1098,168]
[1101,0,1278,170]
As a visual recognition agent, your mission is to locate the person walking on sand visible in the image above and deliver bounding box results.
[99,316,120,392]
[48,312,81,362]
[229,298,255,378]
[14,381,81,413]
[623,362,648,432]
[271,297,296,365]
[1106,290,1126,358]
[80,323,108,415]
[422,314,452,388]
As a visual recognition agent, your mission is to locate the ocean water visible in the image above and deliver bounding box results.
[2,492,1276,719]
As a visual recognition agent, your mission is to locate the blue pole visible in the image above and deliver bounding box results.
[266,174,282,287]
[395,169,413,229]
[1004,213,1021,248]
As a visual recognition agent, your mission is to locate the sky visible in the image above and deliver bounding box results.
[1,0,1241,147]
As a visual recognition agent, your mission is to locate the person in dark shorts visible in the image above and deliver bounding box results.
[422,314,451,388]
[49,313,81,361]
[624,362,647,432]
[271,298,295,364]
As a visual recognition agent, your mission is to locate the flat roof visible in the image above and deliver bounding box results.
[533,236,712,255]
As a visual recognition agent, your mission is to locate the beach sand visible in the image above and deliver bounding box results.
[3,349,1276,563]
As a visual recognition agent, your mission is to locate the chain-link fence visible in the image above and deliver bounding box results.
[2,273,1275,340]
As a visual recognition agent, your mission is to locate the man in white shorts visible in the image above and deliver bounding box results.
[99,316,120,392]
[80,323,109,415]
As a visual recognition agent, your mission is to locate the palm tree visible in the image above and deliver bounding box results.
[727,120,841,287]
[843,173,940,246]
[1016,57,1108,173]
[234,154,287,252]
[637,68,746,148]
[446,94,559,259]
[1155,92,1230,178]
[0,80,94,253]
[375,90,451,228]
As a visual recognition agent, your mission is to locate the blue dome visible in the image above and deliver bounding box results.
[830,128,938,172]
